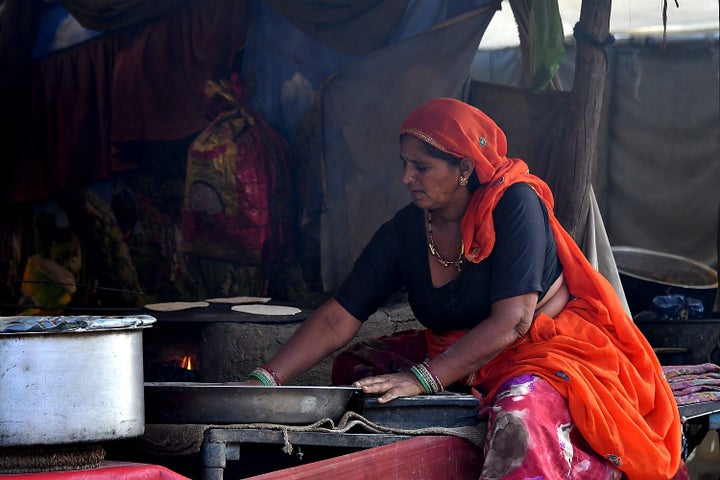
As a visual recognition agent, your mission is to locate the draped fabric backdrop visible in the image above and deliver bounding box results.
[319,7,499,290]
[3,0,249,203]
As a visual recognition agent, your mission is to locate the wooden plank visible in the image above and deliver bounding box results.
[245,436,483,480]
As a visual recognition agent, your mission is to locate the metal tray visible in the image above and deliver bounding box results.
[350,393,479,429]
[144,382,359,425]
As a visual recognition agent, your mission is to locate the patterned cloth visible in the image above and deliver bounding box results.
[479,374,622,480]
[663,363,720,406]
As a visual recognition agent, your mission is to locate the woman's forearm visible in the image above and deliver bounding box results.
[261,298,363,384]
[431,293,537,386]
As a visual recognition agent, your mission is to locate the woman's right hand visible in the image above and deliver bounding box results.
[352,371,425,403]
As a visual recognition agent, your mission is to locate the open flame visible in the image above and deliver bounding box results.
[181,355,195,371]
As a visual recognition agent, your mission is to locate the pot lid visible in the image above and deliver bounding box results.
[0,314,156,334]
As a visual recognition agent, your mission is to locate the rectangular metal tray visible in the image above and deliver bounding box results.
[349,393,479,429]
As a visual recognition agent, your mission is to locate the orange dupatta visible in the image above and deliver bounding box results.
[402,98,681,480]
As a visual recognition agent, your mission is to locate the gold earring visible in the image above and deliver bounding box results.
[458,175,468,187]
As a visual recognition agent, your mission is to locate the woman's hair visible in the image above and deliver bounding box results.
[420,140,481,191]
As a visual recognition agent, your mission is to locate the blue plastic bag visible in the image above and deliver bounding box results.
[650,295,704,321]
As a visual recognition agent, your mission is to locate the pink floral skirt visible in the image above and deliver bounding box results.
[478,374,622,480]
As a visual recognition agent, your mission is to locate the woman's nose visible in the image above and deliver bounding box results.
[403,167,415,184]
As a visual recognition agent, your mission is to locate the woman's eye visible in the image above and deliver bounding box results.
[401,158,427,172]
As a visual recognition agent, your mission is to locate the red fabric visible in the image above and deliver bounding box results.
[331,329,428,385]
[401,98,682,480]
[245,436,482,480]
[12,0,249,203]
[109,0,248,143]
[671,460,690,480]
[0,461,190,479]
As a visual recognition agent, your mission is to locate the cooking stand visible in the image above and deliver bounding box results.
[201,428,411,480]
[201,402,720,479]
[678,401,720,460]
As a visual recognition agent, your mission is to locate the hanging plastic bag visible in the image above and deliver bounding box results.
[181,75,296,268]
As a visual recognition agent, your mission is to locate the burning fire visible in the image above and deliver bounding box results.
[181,355,195,371]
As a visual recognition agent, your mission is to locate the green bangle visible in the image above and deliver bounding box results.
[410,365,432,394]
[249,366,280,386]
[249,370,272,386]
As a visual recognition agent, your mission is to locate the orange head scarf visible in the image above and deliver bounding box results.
[399,97,554,263]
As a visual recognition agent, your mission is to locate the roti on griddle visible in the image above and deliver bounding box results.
[230,304,301,316]
[144,301,210,312]
[204,296,271,304]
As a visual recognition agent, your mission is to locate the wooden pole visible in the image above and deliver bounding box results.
[545,0,612,241]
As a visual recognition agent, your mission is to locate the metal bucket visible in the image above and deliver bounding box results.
[0,326,147,446]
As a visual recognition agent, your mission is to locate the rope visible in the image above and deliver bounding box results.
[143,411,488,457]
[242,410,488,453]
[242,411,487,446]
[573,23,616,68]
[0,444,105,474]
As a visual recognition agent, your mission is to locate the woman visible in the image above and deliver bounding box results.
[246,98,681,479]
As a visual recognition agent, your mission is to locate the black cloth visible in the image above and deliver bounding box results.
[334,183,562,331]
[263,0,410,55]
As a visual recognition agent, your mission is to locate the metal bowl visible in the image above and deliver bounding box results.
[612,246,718,316]
[144,382,359,425]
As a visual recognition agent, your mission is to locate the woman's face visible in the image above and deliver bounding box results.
[400,135,464,211]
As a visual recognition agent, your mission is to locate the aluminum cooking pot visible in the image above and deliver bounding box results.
[0,315,154,446]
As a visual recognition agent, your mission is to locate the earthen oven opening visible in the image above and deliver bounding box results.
[143,322,201,382]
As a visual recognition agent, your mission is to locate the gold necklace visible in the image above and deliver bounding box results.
[427,211,464,271]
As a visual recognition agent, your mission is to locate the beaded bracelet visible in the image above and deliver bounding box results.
[422,361,444,392]
[248,366,281,386]
[261,365,282,386]
[410,362,443,394]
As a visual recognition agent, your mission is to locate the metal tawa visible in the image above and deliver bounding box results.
[144,382,360,425]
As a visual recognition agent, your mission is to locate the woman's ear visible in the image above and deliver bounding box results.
[460,157,475,178]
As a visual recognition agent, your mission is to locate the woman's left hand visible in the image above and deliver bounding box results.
[352,371,425,403]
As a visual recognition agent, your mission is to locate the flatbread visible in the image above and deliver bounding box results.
[144,301,210,312]
[204,296,272,304]
[231,304,301,316]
